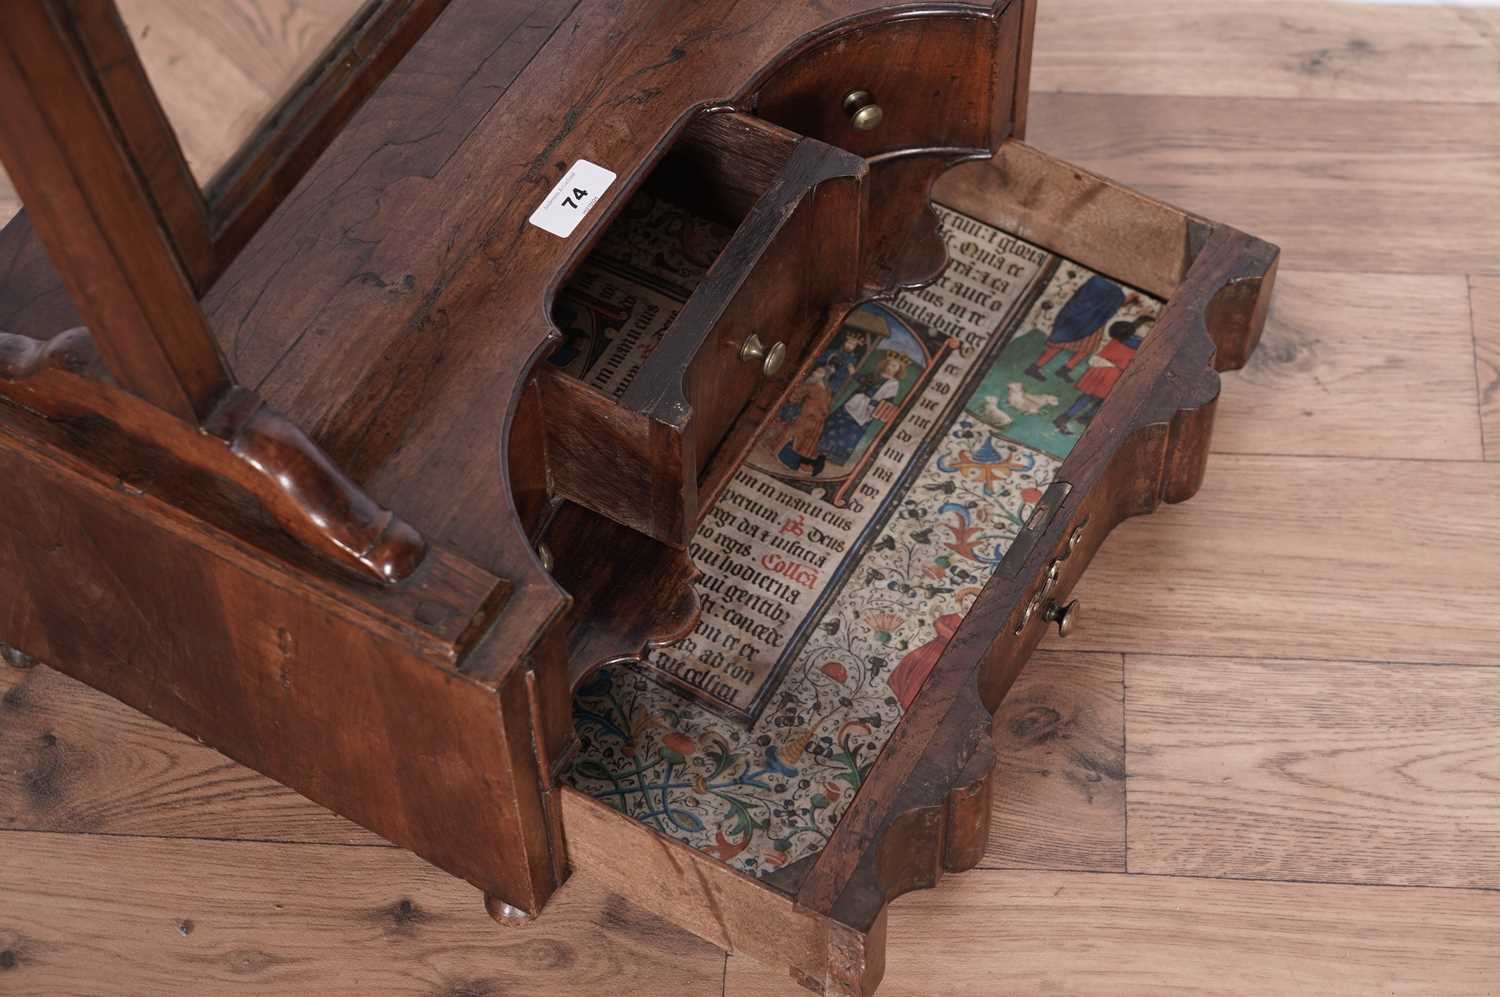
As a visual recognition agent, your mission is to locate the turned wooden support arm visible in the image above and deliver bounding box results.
[0,326,97,380]
[202,388,428,586]
[0,327,427,586]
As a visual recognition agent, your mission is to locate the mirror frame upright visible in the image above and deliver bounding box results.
[0,0,440,580]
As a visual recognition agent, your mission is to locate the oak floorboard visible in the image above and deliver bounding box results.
[1471,275,1500,460]
[985,650,1125,873]
[1216,270,1480,461]
[1026,92,1500,275]
[0,660,380,845]
[1032,0,1500,105]
[1058,454,1500,666]
[724,869,1500,997]
[0,830,727,996]
[1126,655,1500,889]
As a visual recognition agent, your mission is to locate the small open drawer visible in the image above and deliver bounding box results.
[539,111,866,546]
[542,139,1277,994]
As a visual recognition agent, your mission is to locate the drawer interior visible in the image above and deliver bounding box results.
[543,114,795,395]
[554,142,1191,882]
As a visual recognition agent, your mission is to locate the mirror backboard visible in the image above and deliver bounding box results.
[116,0,371,186]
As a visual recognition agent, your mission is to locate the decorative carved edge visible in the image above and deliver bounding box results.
[789,226,1280,967]
[542,499,704,692]
[202,386,427,585]
[0,328,427,586]
[822,913,890,997]
[859,150,992,295]
[0,326,99,380]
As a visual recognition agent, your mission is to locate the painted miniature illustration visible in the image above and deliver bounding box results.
[547,291,632,380]
[967,265,1159,458]
[748,302,956,507]
[562,202,1160,878]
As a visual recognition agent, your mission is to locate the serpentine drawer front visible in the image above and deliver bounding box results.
[0,3,1277,996]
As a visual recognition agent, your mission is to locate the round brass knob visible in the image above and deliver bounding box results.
[851,104,883,131]
[763,341,786,376]
[842,89,883,131]
[1043,599,1080,638]
[739,334,786,377]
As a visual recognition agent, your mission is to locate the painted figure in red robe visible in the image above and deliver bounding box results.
[887,611,965,709]
[1052,315,1152,434]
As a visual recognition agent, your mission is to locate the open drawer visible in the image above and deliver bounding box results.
[538,111,866,547]
[542,140,1277,994]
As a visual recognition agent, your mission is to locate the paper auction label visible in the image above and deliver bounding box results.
[528,159,616,238]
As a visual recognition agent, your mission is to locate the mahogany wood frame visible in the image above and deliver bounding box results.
[0,2,1280,993]
[2,0,449,402]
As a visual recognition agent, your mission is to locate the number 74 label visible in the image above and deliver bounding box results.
[528,159,617,238]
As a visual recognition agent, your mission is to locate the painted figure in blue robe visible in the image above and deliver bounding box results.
[774,329,868,474]
[813,330,868,395]
[1024,275,1127,384]
[816,352,910,465]
[547,292,629,378]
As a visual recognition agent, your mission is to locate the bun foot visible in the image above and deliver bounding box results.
[1,640,39,669]
[484,893,536,926]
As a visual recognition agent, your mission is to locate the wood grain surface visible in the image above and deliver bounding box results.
[1,830,727,995]
[117,0,366,183]
[1125,654,1500,889]
[1032,0,1500,104]
[724,870,1500,997]
[0,660,379,846]
[1472,275,1500,460]
[1027,92,1500,275]
[1064,455,1500,667]
[984,650,1125,873]
[1216,270,1481,461]
[5,1,1500,995]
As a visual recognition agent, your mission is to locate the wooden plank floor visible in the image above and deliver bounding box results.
[5,1,1500,994]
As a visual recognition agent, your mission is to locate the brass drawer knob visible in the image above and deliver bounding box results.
[1043,598,1080,638]
[842,89,883,131]
[739,334,786,376]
